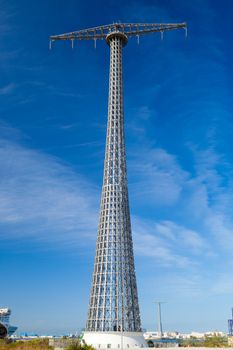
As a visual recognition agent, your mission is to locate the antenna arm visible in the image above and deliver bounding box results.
[49,22,187,43]
[126,23,187,37]
[50,34,106,41]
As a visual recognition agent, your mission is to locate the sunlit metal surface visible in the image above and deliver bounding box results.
[50,21,187,334]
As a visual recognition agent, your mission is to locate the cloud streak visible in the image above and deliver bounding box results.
[133,217,208,268]
[129,147,189,206]
[0,139,99,247]
[1,129,232,272]
[0,83,17,95]
[0,129,217,271]
[126,137,233,277]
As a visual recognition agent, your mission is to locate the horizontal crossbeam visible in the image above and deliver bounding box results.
[50,22,187,43]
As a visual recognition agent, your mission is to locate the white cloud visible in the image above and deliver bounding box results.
[132,217,208,268]
[130,147,189,206]
[0,122,232,276]
[128,143,233,267]
[186,147,233,251]
[0,139,99,247]
[159,221,206,251]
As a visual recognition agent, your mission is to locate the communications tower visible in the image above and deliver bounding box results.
[50,22,186,349]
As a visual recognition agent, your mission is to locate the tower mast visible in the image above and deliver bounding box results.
[50,21,187,349]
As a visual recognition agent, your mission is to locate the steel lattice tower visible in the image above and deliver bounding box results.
[50,22,187,348]
[88,32,142,333]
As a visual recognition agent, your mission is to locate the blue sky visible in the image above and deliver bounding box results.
[1,0,233,335]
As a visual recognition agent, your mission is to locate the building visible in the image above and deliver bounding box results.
[0,308,17,338]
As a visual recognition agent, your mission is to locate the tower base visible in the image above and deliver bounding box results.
[83,331,146,349]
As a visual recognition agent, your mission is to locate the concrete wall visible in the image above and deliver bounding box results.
[83,331,147,349]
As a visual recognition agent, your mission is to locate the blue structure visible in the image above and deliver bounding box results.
[228,309,233,335]
[0,308,17,338]
[151,338,179,345]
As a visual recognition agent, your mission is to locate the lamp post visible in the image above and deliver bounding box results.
[154,301,165,338]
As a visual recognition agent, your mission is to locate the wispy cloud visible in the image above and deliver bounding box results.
[0,5,20,68]
[130,106,154,121]
[22,82,85,99]
[185,146,233,252]
[129,147,189,206]
[0,128,221,269]
[0,7,15,36]
[45,84,84,99]
[0,83,17,95]
[0,139,99,248]
[133,217,208,268]
[59,123,80,130]
[127,139,233,272]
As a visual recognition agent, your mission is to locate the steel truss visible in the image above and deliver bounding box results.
[50,21,187,334]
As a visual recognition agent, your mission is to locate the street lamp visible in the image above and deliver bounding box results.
[154,301,165,338]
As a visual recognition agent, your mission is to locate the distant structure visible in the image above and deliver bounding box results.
[228,308,233,335]
[50,22,186,349]
[0,308,17,338]
[154,302,164,338]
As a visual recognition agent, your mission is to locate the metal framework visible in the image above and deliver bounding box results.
[50,22,187,48]
[228,308,233,335]
[50,22,187,334]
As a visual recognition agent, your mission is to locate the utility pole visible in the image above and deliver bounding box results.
[154,301,165,338]
[50,21,186,349]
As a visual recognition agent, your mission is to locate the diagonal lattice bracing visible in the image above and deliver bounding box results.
[86,32,141,332]
[50,22,187,339]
